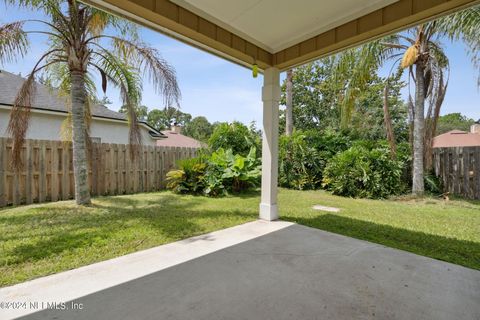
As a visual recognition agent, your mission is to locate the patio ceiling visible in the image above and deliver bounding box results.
[83,0,479,70]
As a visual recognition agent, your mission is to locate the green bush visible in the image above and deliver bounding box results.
[424,170,443,195]
[166,147,261,196]
[204,147,261,196]
[279,130,351,190]
[279,132,322,190]
[396,142,412,190]
[303,129,352,157]
[208,122,260,157]
[322,145,406,199]
[166,157,206,194]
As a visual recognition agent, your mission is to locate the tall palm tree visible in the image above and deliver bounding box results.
[336,6,479,196]
[5,0,180,205]
[285,69,293,136]
[0,21,28,64]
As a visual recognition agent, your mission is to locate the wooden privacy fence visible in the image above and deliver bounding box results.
[0,138,198,207]
[433,147,480,200]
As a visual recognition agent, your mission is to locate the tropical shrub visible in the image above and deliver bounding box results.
[204,147,261,195]
[279,130,351,190]
[166,147,261,196]
[304,129,352,157]
[396,142,413,189]
[424,170,443,195]
[322,145,406,198]
[208,122,260,157]
[279,132,322,190]
[166,157,206,194]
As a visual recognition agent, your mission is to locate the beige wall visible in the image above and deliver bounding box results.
[90,118,156,145]
[0,108,157,146]
[471,124,480,134]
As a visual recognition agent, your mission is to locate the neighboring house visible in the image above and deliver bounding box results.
[0,70,165,146]
[156,124,205,148]
[433,121,480,148]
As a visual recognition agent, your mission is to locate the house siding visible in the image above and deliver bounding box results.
[0,108,157,146]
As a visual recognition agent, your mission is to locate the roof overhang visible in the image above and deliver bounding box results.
[82,0,479,71]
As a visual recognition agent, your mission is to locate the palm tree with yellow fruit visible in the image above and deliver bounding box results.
[336,6,479,196]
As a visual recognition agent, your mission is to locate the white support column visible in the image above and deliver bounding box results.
[259,67,280,221]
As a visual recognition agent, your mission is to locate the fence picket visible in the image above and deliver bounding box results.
[434,147,480,200]
[39,141,47,203]
[25,140,33,204]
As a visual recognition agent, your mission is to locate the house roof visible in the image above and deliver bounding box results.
[156,130,204,148]
[0,70,164,137]
[433,130,480,148]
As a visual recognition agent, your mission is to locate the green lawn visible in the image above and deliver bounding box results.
[1,189,479,287]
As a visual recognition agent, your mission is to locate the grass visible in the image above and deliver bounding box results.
[0,189,479,287]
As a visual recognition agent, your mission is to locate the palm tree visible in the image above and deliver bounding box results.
[0,21,28,64]
[5,0,180,205]
[285,69,293,136]
[336,6,479,196]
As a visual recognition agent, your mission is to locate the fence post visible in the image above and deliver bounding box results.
[475,147,480,199]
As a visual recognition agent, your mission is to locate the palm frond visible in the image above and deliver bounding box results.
[433,5,480,85]
[90,48,143,154]
[109,37,181,107]
[0,21,28,64]
[6,75,36,170]
[335,36,400,126]
[86,8,139,40]
[87,10,110,37]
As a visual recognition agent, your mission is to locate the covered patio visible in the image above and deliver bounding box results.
[1,1,479,319]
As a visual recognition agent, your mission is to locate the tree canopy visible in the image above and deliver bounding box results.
[436,113,475,134]
[146,107,192,130]
[280,57,407,142]
[183,116,213,142]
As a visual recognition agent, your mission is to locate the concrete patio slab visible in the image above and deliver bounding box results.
[2,221,479,320]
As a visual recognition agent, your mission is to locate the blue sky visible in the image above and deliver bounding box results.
[1,4,479,125]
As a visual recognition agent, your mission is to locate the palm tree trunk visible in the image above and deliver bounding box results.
[408,95,414,147]
[412,63,425,196]
[424,73,447,171]
[383,83,396,158]
[285,69,293,136]
[71,71,91,205]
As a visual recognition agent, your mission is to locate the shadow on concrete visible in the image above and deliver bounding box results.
[18,224,480,320]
